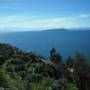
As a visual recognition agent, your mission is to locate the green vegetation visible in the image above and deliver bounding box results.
[0,44,90,90]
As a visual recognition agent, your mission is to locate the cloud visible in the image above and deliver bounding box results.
[0,13,90,31]
[0,15,75,30]
[78,13,90,18]
[0,6,17,10]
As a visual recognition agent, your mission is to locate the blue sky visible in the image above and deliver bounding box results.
[0,0,90,31]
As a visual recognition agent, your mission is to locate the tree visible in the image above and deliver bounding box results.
[50,48,62,64]
[66,56,75,68]
[74,52,90,90]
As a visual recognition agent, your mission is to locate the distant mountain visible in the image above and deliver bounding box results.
[43,27,90,31]
[70,27,90,30]
[43,28,68,31]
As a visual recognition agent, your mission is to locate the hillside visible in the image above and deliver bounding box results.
[0,43,90,90]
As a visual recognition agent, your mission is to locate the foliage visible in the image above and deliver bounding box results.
[0,44,90,90]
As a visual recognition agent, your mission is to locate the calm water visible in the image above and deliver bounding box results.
[0,30,90,59]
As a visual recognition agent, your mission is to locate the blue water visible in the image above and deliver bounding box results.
[0,30,90,59]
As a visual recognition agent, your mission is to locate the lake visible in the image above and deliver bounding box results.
[0,30,90,59]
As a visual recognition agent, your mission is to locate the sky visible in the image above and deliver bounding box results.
[0,0,90,31]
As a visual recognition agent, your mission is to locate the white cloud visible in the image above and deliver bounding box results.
[78,13,90,18]
[0,16,75,30]
[0,13,90,31]
[0,6,16,10]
